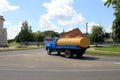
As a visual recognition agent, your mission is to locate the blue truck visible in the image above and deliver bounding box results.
[45,37,90,58]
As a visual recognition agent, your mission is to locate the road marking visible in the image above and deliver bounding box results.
[0,69,120,72]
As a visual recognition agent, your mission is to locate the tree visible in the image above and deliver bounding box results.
[105,0,120,42]
[89,26,105,47]
[104,0,117,8]
[15,21,34,45]
[43,30,59,38]
[33,31,45,42]
[32,30,59,42]
[38,32,45,42]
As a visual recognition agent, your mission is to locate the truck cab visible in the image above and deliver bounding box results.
[45,38,58,54]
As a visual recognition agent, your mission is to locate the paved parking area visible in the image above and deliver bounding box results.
[0,49,120,70]
[0,49,120,80]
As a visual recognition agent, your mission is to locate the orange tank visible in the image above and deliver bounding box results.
[57,37,90,48]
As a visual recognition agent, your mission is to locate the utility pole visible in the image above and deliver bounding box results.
[86,22,88,36]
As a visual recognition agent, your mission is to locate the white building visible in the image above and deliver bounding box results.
[0,15,8,47]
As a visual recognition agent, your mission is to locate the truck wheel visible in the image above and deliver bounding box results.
[64,50,73,58]
[47,48,51,55]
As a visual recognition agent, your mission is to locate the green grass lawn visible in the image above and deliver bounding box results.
[86,45,120,56]
[8,41,19,46]
[95,45,120,52]
[86,50,120,56]
[0,45,44,52]
[1,41,45,52]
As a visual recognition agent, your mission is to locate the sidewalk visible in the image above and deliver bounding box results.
[0,46,17,50]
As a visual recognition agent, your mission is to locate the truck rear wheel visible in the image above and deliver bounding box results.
[47,48,51,55]
[64,50,73,58]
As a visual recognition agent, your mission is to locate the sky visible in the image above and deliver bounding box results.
[0,0,114,39]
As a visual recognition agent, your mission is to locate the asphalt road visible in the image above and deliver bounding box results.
[0,49,120,80]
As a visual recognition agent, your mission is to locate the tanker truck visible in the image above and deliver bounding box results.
[45,36,90,58]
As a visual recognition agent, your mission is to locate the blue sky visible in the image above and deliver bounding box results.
[0,0,114,39]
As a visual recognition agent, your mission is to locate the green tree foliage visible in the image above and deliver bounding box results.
[15,21,34,44]
[104,0,117,8]
[43,30,59,38]
[113,15,120,42]
[15,21,60,43]
[89,26,105,47]
[8,39,15,43]
[104,32,110,39]
[32,30,60,42]
[105,0,120,42]
[33,31,45,42]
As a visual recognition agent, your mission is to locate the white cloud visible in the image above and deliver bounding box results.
[105,25,112,32]
[101,0,107,2]
[88,22,99,27]
[0,0,19,14]
[39,0,86,32]
[5,22,21,39]
[4,21,12,25]
[87,22,112,33]
[87,22,100,33]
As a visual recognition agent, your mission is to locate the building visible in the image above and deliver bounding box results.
[44,36,53,46]
[60,28,86,38]
[0,15,8,47]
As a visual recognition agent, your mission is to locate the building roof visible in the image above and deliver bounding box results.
[60,28,86,38]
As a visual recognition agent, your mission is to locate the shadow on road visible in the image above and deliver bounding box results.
[79,56,99,60]
[51,53,99,60]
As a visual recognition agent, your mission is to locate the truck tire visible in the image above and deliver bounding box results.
[47,48,51,55]
[64,50,73,58]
